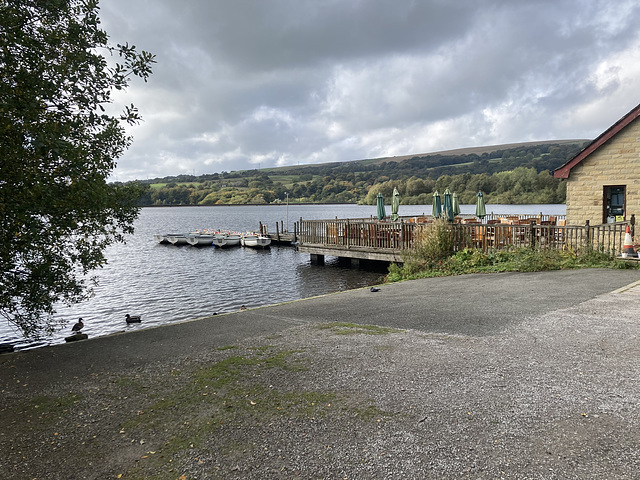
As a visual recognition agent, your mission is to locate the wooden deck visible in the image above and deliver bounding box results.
[297,219,409,262]
[296,215,636,264]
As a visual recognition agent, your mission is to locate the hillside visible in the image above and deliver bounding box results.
[135,139,589,206]
[360,139,589,166]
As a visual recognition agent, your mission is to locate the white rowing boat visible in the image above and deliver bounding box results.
[186,234,215,246]
[166,234,189,245]
[154,234,169,244]
[213,232,242,248]
[241,233,271,248]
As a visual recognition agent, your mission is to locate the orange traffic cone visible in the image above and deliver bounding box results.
[622,225,636,258]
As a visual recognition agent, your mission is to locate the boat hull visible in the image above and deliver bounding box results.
[186,234,214,246]
[212,233,241,248]
[241,234,271,248]
[225,234,241,247]
[154,234,169,244]
[166,234,189,245]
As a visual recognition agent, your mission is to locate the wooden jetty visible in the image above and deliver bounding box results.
[294,214,635,265]
[297,218,408,264]
[260,220,298,245]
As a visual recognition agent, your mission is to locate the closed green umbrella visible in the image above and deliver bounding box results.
[443,189,454,222]
[432,191,441,218]
[391,187,400,221]
[452,192,461,217]
[376,193,386,220]
[475,191,486,221]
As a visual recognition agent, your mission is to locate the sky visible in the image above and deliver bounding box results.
[99,0,640,182]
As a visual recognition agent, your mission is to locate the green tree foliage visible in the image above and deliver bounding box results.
[357,167,565,205]
[139,142,582,207]
[0,0,155,337]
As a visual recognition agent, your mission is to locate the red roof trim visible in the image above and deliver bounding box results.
[553,103,640,179]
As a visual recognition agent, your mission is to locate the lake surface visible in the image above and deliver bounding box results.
[1,203,565,350]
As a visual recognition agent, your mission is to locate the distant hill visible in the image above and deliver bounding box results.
[250,139,589,175]
[141,139,589,182]
[359,139,589,166]
[135,139,589,206]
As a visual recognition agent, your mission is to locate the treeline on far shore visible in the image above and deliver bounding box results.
[131,142,584,207]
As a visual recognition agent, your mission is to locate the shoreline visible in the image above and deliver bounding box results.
[1,270,640,478]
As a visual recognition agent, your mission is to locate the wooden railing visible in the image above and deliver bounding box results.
[452,220,633,254]
[334,213,566,225]
[298,218,415,250]
[298,215,635,257]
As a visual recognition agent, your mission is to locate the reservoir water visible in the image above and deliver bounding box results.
[1,203,565,350]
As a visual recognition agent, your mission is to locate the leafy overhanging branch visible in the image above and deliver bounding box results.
[0,0,155,338]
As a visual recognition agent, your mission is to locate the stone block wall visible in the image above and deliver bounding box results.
[565,117,640,225]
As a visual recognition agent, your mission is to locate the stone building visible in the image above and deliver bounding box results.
[554,103,640,226]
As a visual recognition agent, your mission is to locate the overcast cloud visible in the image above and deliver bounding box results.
[99,0,640,181]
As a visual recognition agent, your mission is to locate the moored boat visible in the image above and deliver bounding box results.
[212,231,242,248]
[186,234,214,246]
[154,234,169,244]
[241,232,271,248]
[166,234,189,245]
[225,233,242,247]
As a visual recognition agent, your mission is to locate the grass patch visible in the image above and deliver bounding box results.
[247,344,274,353]
[17,392,82,427]
[118,347,331,476]
[352,404,390,422]
[114,376,147,392]
[318,322,401,335]
[115,345,397,478]
[29,393,80,412]
[193,351,304,389]
[215,345,239,351]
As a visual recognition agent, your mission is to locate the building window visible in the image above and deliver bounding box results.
[603,185,625,223]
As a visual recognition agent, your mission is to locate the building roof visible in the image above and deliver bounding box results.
[553,102,640,179]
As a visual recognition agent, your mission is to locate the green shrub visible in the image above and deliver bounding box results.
[402,217,454,270]
[388,244,634,281]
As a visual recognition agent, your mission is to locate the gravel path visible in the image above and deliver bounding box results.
[1,269,640,479]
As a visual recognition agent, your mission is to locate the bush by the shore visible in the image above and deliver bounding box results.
[387,219,638,282]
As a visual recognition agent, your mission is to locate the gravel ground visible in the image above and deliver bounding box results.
[1,272,640,479]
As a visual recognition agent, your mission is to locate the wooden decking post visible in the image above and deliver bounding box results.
[585,220,590,250]
[529,220,536,249]
[346,218,350,248]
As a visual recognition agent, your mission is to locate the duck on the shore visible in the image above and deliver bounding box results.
[125,314,141,324]
[71,318,84,332]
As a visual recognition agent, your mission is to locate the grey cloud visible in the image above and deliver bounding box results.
[100,0,640,180]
